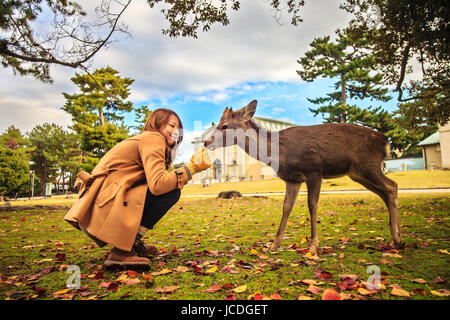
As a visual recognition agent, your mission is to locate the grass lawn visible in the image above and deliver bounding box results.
[182,170,450,195]
[0,192,449,300]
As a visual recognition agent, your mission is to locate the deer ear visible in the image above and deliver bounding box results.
[243,100,257,118]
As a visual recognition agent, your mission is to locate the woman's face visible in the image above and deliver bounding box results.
[161,114,180,146]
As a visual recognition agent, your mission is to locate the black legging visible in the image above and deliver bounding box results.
[140,188,181,229]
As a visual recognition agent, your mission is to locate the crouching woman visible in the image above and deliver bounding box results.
[64,109,211,267]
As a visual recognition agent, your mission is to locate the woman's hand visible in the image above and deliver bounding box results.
[185,147,212,175]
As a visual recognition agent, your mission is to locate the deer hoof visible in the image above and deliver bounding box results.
[269,244,279,252]
[393,240,405,250]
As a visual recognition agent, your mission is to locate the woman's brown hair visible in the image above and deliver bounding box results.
[141,108,183,169]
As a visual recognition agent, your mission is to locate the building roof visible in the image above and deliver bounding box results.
[253,116,296,126]
[418,132,440,146]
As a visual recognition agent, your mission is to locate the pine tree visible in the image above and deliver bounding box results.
[297,29,391,124]
[62,66,134,169]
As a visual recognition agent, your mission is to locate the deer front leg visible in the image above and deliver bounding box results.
[306,173,322,255]
[270,182,301,252]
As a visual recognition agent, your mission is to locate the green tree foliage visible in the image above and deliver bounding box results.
[147,0,305,38]
[0,125,29,150]
[0,146,30,198]
[62,66,134,170]
[296,29,434,156]
[341,0,449,126]
[27,123,67,195]
[297,29,391,123]
[0,126,30,198]
[132,105,152,133]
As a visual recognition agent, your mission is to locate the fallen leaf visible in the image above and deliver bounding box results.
[175,266,190,273]
[306,285,322,295]
[430,289,450,297]
[438,249,450,255]
[205,285,221,292]
[390,287,410,297]
[297,295,313,300]
[232,285,248,293]
[358,288,378,296]
[411,278,427,284]
[124,278,140,286]
[381,252,402,258]
[253,293,264,300]
[225,294,237,300]
[127,270,139,277]
[412,288,426,295]
[142,273,153,281]
[301,279,318,286]
[206,266,218,273]
[151,268,172,276]
[154,286,179,293]
[322,288,341,300]
[221,283,234,290]
[338,274,357,282]
[270,293,282,300]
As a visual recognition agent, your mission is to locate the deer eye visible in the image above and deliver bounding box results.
[221,124,228,130]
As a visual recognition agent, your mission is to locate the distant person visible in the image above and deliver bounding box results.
[64,109,211,267]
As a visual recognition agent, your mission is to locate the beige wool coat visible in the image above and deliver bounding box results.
[64,131,190,251]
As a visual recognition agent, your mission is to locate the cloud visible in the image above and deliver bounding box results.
[271,107,285,115]
[0,0,352,132]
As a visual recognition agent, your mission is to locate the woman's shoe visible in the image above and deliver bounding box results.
[133,238,158,257]
[104,247,151,267]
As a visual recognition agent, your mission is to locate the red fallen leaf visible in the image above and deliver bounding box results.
[33,286,46,294]
[92,271,104,280]
[314,269,333,281]
[41,266,54,274]
[270,293,282,300]
[155,262,166,268]
[338,274,357,282]
[206,285,221,292]
[55,253,66,262]
[20,218,26,222]
[225,294,237,300]
[107,282,119,292]
[99,282,119,292]
[322,288,341,300]
[142,273,153,281]
[413,288,426,295]
[253,294,264,300]
[221,283,234,290]
[306,286,322,295]
[127,270,139,278]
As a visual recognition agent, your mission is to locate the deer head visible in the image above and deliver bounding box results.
[204,100,257,150]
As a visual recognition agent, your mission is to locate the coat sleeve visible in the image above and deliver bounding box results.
[138,132,190,196]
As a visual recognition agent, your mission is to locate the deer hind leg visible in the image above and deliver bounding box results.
[306,173,322,255]
[349,170,403,248]
[270,181,301,252]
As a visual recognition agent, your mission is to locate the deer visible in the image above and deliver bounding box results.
[203,100,404,255]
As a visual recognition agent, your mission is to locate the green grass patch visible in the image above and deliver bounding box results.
[1,193,449,300]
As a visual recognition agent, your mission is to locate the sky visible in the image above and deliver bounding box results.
[0,0,401,163]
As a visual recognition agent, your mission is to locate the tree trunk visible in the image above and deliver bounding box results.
[340,74,347,123]
[100,109,105,126]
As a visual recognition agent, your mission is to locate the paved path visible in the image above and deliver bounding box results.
[9,188,449,201]
[182,188,450,198]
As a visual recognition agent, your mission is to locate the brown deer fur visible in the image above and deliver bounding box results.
[204,100,404,255]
